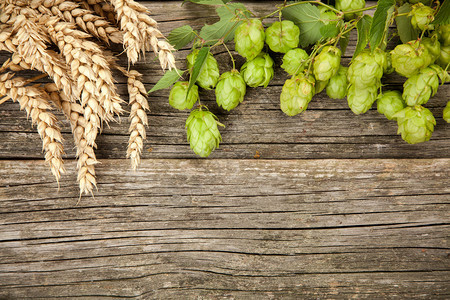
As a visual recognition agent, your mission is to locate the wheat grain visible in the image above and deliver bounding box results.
[6,11,76,102]
[125,70,149,170]
[32,0,123,45]
[0,72,65,183]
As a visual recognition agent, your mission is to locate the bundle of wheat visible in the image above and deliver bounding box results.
[0,0,176,196]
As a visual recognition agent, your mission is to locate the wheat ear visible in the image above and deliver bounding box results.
[0,72,65,183]
[76,0,116,24]
[44,17,125,146]
[56,90,99,196]
[125,70,149,170]
[33,0,123,45]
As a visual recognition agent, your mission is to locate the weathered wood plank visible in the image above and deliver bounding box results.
[0,159,449,298]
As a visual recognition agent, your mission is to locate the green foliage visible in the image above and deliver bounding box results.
[354,15,372,58]
[432,0,450,25]
[149,70,185,94]
[168,25,196,50]
[187,47,210,96]
[199,3,249,44]
[282,3,324,48]
[369,0,395,50]
[395,3,420,44]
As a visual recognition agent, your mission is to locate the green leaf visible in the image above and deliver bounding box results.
[187,47,210,98]
[432,0,450,25]
[282,3,324,47]
[148,70,185,93]
[320,23,339,39]
[369,0,395,50]
[199,3,248,44]
[354,15,372,59]
[339,31,350,56]
[168,25,196,50]
[395,3,419,43]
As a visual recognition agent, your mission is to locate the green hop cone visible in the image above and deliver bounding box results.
[313,46,342,82]
[437,24,450,46]
[185,109,222,157]
[376,90,406,120]
[265,20,300,53]
[320,9,339,26]
[422,35,441,64]
[326,65,348,99]
[402,65,441,106]
[280,74,315,116]
[281,48,309,75]
[315,80,328,94]
[240,53,274,88]
[348,50,383,88]
[443,101,450,123]
[169,81,199,110]
[347,84,378,115]
[186,49,220,90]
[409,3,435,31]
[436,44,450,69]
[390,40,431,77]
[408,0,431,5]
[335,0,365,20]
[393,105,436,144]
[234,18,265,61]
[215,70,246,111]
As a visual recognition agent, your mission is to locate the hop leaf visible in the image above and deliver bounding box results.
[241,53,274,88]
[443,101,450,123]
[377,90,405,120]
[186,109,222,157]
[393,105,436,144]
[215,70,247,111]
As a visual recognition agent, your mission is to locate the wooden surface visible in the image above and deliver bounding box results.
[1,1,449,299]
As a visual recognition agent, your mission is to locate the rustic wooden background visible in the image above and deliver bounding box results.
[1,1,449,299]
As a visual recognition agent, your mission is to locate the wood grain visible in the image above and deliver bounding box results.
[0,159,449,299]
[0,1,449,299]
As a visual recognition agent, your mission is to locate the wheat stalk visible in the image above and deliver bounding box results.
[0,72,65,183]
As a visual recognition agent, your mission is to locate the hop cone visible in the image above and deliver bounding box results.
[347,84,378,115]
[438,24,450,46]
[377,90,405,120]
[186,49,220,90]
[336,0,365,20]
[280,74,315,116]
[436,44,450,69]
[234,18,265,60]
[215,70,246,111]
[313,46,342,82]
[443,101,450,123]
[169,81,199,110]
[186,109,222,157]
[393,105,436,144]
[241,53,274,88]
[281,48,309,75]
[410,3,435,31]
[390,40,431,77]
[315,80,328,94]
[422,35,441,64]
[326,65,348,99]
[320,9,339,26]
[265,20,300,53]
[403,66,440,106]
[348,50,383,88]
